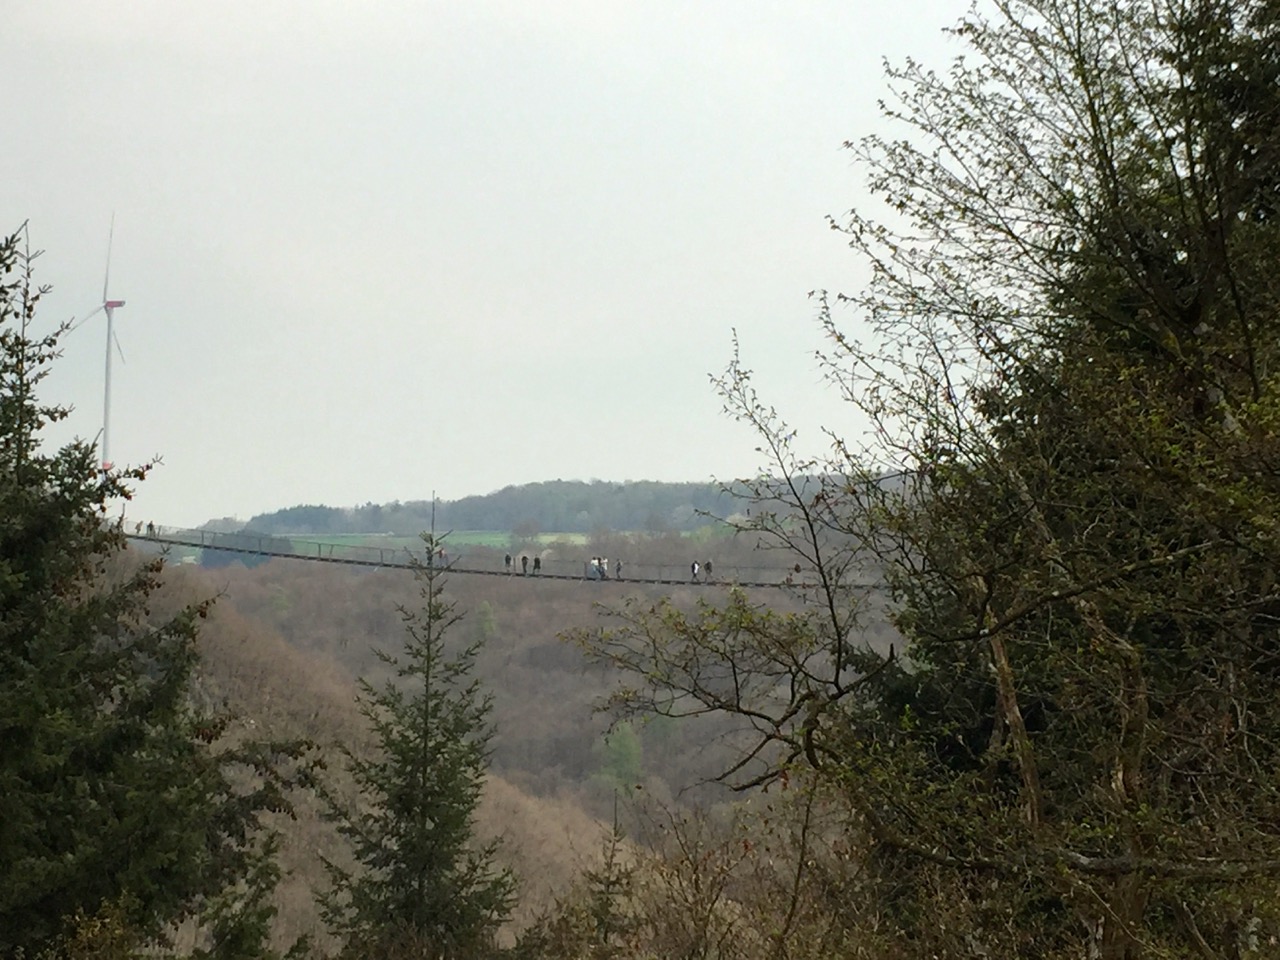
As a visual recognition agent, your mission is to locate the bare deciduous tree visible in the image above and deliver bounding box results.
[581,2,1280,955]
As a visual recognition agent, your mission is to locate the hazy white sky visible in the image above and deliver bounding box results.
[4,1,962,527]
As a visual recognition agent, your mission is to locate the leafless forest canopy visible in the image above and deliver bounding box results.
[154,521,895,947]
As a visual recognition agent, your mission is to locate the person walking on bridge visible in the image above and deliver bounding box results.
[521,555,529,575]
[691,560,700,583]
[532,556,541,575]
[505,554,512,574]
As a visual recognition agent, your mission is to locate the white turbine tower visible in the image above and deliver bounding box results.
[70,218,126,470]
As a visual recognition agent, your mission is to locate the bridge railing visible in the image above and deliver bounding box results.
[132,527,869,589]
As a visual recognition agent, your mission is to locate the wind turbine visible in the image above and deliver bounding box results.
[70,217,127,470]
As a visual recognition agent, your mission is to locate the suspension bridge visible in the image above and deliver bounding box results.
[125,528,845,590]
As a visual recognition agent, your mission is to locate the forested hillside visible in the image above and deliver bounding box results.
[241,480,749,536]
[190,531,855,799]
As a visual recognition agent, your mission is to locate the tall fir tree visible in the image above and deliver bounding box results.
[0,226,310,955]
[320,533,515,960]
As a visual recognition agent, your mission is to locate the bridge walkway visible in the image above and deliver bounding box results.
[126,529,836,590]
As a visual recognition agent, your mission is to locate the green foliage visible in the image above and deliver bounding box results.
[189,833,312,960]
[513,803,637,960]
[593,722,643,789]
[0,226,312,957]
[581,809,636,953]
[319,533,515,959]
[824,2,1280,949]
[473,600,498,644]
[33,895,145,960]
[580,1,1280,955]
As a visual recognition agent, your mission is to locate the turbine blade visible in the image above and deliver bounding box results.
[68,304,105,333]
[102,213,115,301]
[113,330,126,364]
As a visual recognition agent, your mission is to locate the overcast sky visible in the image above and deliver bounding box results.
[4,1,961,527]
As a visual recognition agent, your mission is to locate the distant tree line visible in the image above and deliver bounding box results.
[244,480,752,536]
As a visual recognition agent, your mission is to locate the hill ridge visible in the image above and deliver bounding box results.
[232,479,747,537]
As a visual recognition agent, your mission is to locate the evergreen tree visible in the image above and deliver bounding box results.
[0,226,310,955]
[320,533,515,959]
[512,800,636,960]
[581,801,636,956]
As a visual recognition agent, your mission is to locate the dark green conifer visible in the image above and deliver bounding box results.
[0,226,309,955]
[320,533,515,959]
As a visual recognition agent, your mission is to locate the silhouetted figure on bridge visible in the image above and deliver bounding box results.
[691,560,700,582]
[146,522,155,538]
[705,559,714,581]
[533,556,541,575]
[615,559,623,580]
[505,554,512,574]
[521,555,529,575]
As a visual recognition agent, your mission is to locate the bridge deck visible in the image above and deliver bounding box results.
[125,531,844,590]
